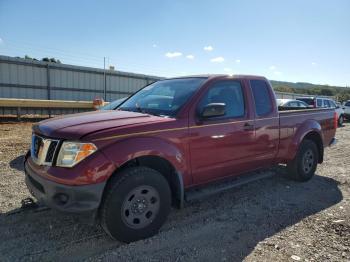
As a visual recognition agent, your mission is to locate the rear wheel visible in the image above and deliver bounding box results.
[287,139,318,182]
[100,167,171,243]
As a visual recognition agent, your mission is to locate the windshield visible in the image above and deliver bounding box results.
[119,78,206,117]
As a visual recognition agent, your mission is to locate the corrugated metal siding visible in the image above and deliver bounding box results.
[0,55,162,116]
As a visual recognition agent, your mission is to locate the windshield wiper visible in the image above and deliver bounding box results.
[117,108,133,112]
[118,106,143,113]
[118,107,170,118]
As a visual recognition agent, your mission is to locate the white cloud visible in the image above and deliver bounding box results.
[186,54,195,60]
[0,38,3,44]
[235,59,241,64]
[269,65,276,70]
[152,44,157,48]
[204,45,213,51]
[273,71,282,75]
[165,52,183,58]
[311,62,317,66]
[210,56,225,63]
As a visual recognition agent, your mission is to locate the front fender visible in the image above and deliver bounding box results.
[100,137,190,185]
[287,119,324,161]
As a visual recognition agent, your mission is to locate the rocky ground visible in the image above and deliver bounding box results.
[0,122,349,262]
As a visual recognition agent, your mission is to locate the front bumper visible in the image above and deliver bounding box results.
[24,159,106,214]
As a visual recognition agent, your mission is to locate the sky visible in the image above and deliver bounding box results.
[0,0,349,86]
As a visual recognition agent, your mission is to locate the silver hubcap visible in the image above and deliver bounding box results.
[302,149,314,173]
[121,185,160,229]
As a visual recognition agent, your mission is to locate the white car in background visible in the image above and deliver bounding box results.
[297,97,344,126]
[343,100,350,120]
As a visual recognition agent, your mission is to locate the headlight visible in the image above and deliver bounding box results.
[56,142,97,167]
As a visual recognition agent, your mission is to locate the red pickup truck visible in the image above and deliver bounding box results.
[24,75,337,242]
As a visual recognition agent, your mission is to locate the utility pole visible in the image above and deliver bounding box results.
[103,57,106,101]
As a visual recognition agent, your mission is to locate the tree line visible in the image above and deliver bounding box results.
[271,81,350,102]
[19,55,62,64]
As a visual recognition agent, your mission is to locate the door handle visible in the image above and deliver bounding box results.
[243,122,254,131]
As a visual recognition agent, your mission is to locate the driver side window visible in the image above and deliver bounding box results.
[197,80,245,119]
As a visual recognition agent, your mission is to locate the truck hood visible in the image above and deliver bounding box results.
[34,110,162,140]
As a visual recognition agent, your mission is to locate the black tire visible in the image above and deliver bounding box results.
[100,166,171,243]
[338,115,344,126]
[287,139,318,182]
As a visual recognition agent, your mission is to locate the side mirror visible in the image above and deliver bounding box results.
[200,103,226,118]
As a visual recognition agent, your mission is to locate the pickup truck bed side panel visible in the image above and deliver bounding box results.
[277,109,336,163]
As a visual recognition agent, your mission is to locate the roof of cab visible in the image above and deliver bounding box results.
[168,74,268,81]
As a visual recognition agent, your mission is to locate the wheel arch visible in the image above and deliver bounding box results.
[98,136,189,209]
[288,120,324,163]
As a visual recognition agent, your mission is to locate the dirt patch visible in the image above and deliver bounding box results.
[0,122,349,261]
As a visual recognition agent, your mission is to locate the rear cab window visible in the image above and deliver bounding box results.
[317,99,323,107]
[250,80,273,117]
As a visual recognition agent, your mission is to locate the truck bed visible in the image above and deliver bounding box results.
[277,107,336,163]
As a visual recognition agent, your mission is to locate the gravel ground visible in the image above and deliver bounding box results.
[0,122,349,262]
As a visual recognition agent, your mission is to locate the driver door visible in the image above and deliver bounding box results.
[189,80,256,184]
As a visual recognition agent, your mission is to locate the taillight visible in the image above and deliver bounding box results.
[334,111,338,129]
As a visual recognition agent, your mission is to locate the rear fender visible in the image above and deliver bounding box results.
[287,119,324,162]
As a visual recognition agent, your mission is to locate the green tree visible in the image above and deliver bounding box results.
[319,88,334,96]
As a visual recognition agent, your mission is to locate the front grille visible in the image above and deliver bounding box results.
[45,140,58,162]
[31,134,59,165]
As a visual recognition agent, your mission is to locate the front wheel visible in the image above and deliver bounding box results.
[287,139,319,182]
[100,167,171,243]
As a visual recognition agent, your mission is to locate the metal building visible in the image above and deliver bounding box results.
[0,55,162,115]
